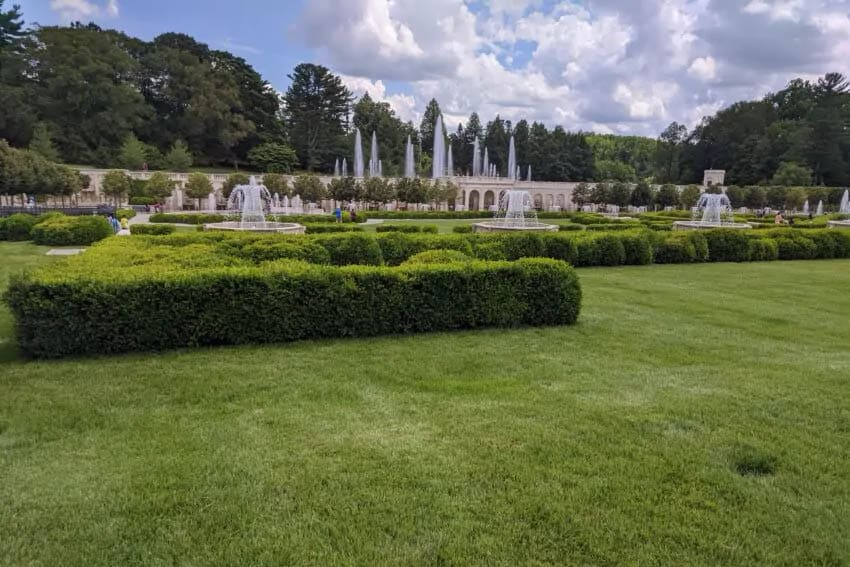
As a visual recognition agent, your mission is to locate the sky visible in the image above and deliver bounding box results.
[18,0,850,137]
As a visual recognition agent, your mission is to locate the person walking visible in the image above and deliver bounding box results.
[334,207,342,223]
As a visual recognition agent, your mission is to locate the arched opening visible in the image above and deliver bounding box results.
[469,190,480,211]
[483,190,495,210]
[556,194,565,210]
[545,194,554,209]
[533,193,543,210]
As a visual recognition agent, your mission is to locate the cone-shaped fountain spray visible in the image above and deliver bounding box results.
[404,135,415,178]
[507,135,516,181]
[354,128,364,178]
[369,131,380,177]
[432,115,445,179]
[472,138,480,176]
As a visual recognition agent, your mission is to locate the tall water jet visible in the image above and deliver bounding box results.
[472,190,557,233]
[334,158,340,177]
[515,165,520,181]
[526,165,532,182]
[432,115,445,179]
[472,138,480,176]
[404,135,415,178]
[673,193,751,231]
[816,200,824,215]
[204,176,305,233]
[341,158,348,177]
[802,200,809,214]
[354,128,364,178]
[369,131,380,177]
[507,135,516,181]
[447,143,454,177]
[483,148,489,177]
[841,189,850,213]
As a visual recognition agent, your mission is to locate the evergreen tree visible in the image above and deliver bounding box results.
[146,171,175,202]
[419,99,442,158]
[163,140,192,171]
[101,170,132,205]
[28,122,59,162]
[117,133,147,170]
[0,0,25,49]
[183,172,212,209]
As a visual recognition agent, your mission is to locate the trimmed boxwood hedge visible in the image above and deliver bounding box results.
[375,224,439,233]
[30,215,113,246]
[129,224,177,235]
[7,254,581,358]
[303,223,364,234]
[402,249,471,265]
[0,213,38,241]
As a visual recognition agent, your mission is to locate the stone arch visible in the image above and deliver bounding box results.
[533,193,543,209]
[556,194,565,209]
[483,190,495,210]
[545,194,554,209]
[469,190,480,211]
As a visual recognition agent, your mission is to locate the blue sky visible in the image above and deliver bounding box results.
[18,1,850,136]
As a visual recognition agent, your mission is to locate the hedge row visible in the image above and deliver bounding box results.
[7,256,582,358]
[375,224,438,233]
[148,212,362,225]
[303,223,364,234]
[129,224,177,235]
[115,208,136,220]
[30,215,113,246]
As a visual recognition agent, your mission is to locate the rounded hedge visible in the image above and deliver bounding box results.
[402,249,471,265]
[130,224,177,235]
[0,214,38,241]
[30,215,113,246]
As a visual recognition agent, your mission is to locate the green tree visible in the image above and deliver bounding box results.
[353,93,411,177]
[608,182,632,207]
[283,64,352,171]
[571,182,592,206]
[0,0,25,49]
[183,172,212,209]
[222,173,249,199]
[771,161,812,186]
[101,170,132,205]
[28,122,59,162]
[247,142,298,173]
[630,181,652,207]
[595,159,636,182]
[146,171,175,202]
[655,184,679,208]
[744,186,767,209]
[679,184,702,208]
[784,187,807,210]
[293,174,325,202]
[117,133,148,170]
[328,176,360,203]
[362,177,395,206]
[654,122,687,183]
[590,182,610,204]
[163,140,192,171]
[725,185,746,208]
[262,173,290,197]
[418,99,443,158]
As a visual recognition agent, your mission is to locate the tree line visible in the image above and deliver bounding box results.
[2,2,850,190]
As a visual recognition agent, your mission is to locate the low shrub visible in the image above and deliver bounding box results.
[573,233,626,266]
[129,196,156,206]
[586,223,642,232]
[130,224,176,235]
[376,233,473,266]
[315,233,384,266]
[654,234,699,264]
[747,238,779,261]
[452,225,473,233]
[702,229,752,262]
[543,234,578,264]
[149,212,227,224]
[30,215,112,246]
[557,224,585,232]
[7,252,582,358]
[303,223,364,234]
[375,224,439,233]
[0,214,38,241]
[238,239,331,264]
[619,231,653,265]
[773,235,818,260]
[402,249,471,265]
[115,208,136,220]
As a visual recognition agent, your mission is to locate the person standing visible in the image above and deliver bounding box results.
[334,207,342,223]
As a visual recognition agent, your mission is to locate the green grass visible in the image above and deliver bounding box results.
[1,242,849,565]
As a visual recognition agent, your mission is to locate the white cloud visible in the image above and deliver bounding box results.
[688,56,717,81]
[50,0,119,21]
[293,0,850,136]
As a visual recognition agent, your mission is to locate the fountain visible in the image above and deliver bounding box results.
[354,128,364,178]
[472,138,480,176]
[432,115,445,179]
[802,200,809,215]
[369,131,380,177]
[404,135,415,178]
[507,136,516,181]
[483,148,489,177]
[828,189,850,228]
[816,200,824,216]
[526,165,532,182]
[341,158,348,177]
[446,143,453,177]
[204,176,305,234]
[333,158,340,177]
[472,190,558,233]
[673,193,751,231]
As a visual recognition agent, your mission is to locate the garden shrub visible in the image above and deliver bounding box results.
[653,234,699,264]
[130,224,176,235]
[543,234,578,264]
[238,239,331,264]
[7,250,582,358]
[402,249,471,265]
[557,224,585,231]
[315,233,384,266]
[376,233,473,266]
[30,215,112,246]
[149,212,227,224]
[619,231,653,265]
[303,223,364,234]
[773,235,817,260]
[497,232,546,260]
[471,241,507,261]
[747,238,779,262]
[452,225,473,233]
[586,223,642,231]
[115,208,136,220]
[375,224,439,233]
[702,229,752,262]
[573,234,626,266]
[0,214,38,241]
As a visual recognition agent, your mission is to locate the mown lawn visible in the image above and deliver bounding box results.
[1,241,849,565]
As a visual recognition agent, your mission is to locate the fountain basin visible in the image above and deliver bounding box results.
[473,221,558,233]
[673,221,751,231]
[204,221,305,234]
[827,219,850,229]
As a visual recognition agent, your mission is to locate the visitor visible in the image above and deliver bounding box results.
[107,214,119,234]
[120,216,129,231]
[334,207,342,223]
[774,211,784,225]
[788,215,795,226]
[350,208,357,223]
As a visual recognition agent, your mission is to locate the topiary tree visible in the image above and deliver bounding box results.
[328,176,360,203]
[184,172,213,210]
[655,184,679,208]
[248,142,298,173]
[117,134,147,170]
[163,140,193,171]
[571,182,592,206]
[293,174,326,203]
[679,184,701,208]
[630,181,652,207]
[101,170,132,205]
[222,173,250,199]
[608,182,632,207]
[28,122,60,162]
[146,172,176,203]
[262,173,290,197]
[362,177,394,206]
